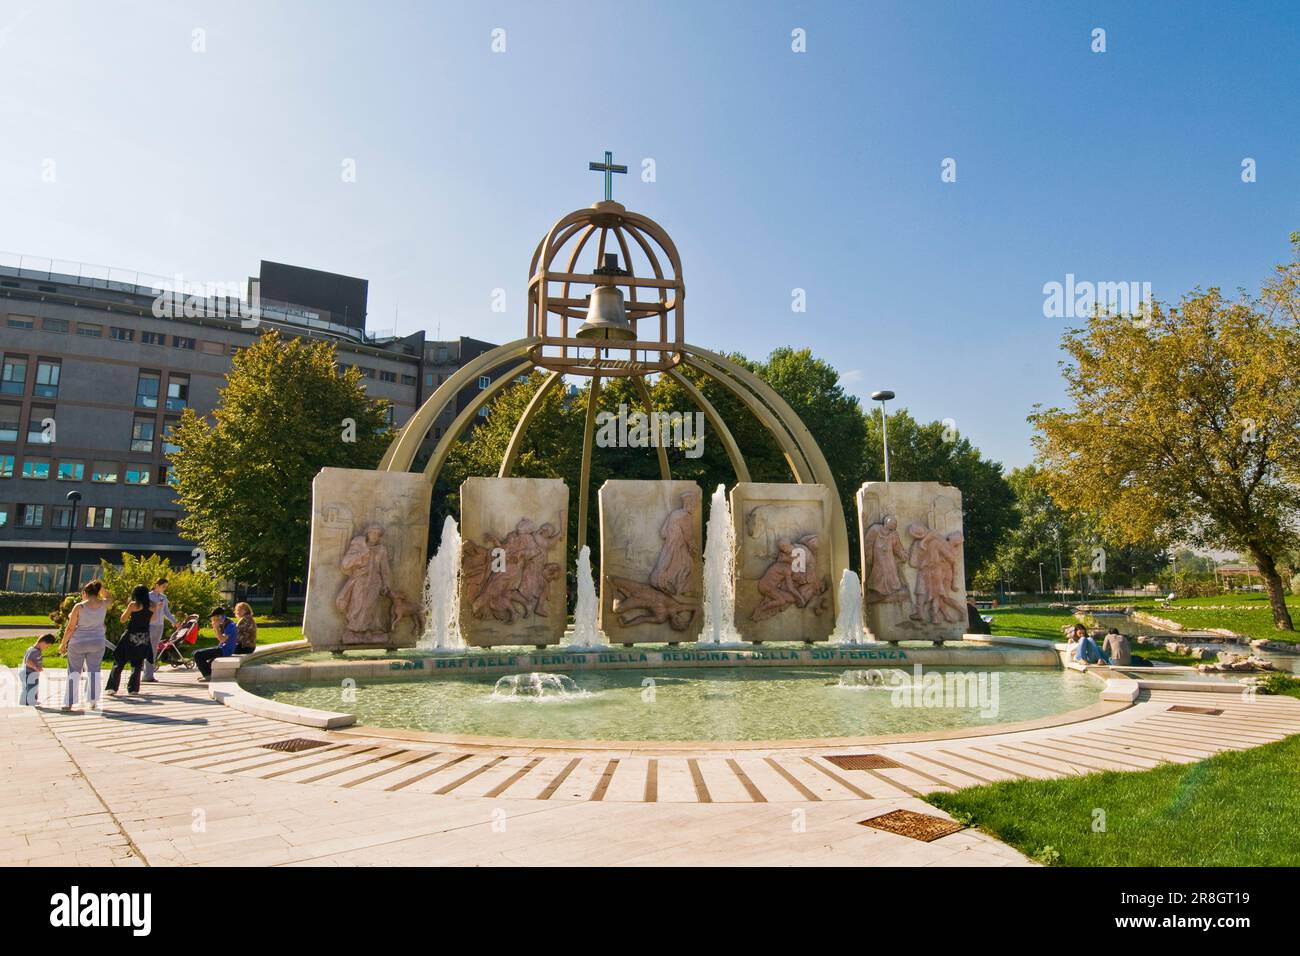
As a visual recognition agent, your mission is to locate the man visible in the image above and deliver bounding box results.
[193,607,239,682]
[143,577,177,682]
[1102,627,1132,666]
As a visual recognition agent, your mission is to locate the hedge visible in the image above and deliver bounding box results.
[0,591,68,617]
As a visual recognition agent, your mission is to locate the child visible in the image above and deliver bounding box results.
[21,634,57,706]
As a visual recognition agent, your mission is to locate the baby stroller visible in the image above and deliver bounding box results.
[154,614,200,670]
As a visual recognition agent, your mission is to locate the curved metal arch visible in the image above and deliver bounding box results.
[681,355,813,483]
[421,360,535,482]
[381,337,541,472]
[663,368,750,483]
[498,370,565,477]
[683,345,852,597]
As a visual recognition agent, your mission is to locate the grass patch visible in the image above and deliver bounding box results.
[927,734,1300,865]
[0,614,56,626]
[988,606,1076,642]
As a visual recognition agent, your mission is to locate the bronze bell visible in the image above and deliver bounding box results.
[576,253,635,341]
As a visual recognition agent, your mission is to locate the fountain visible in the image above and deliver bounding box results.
[565,545,609,650]
[835,668,909,690]
[698,483,747,647]
[491,672,587,701]
[828,569,870,645]
[418,515,466,652]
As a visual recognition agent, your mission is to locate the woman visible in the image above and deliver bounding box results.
[233,602,257,655]
[107,585,154,696]
[58,580,113,711]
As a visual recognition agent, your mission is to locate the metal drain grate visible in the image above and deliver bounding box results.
[825,754,904,771]
[858,809,965,842]
[1167,705,1224,716]
[260,738,331,753]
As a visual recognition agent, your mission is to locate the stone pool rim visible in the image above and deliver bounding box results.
[212,637,1137,753]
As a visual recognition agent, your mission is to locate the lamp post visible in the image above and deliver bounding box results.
[870,390,895,483]
[62,490,82,594]
[1038,562,1045,596]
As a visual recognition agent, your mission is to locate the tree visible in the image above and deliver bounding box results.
[169,331,391,613]
[864,408,1017,579]
[1030,280,1300,630]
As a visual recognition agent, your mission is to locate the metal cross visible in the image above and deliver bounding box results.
[588,150,628,201]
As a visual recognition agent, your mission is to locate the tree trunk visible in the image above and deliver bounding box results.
[1251,550,1294,631]
[272,565,288,616]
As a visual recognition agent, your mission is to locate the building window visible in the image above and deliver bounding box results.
[437,347,449,362]
[379,370,396,383]
[152,514,178,532]
[86,506,113,530]
[17,504,44,528]
[120,508,146,531]
[5,563,64,592]
[0,405,18,443]
[27,408,54,445]
[1,356,27,395]
[162,419,181,455]
[124,465,151,486]
[52,506,73,530]
[0,508,7,527]
[165,374,189,411]
[57,461,84,481]
[172,335,196,350]
[91,461,118,483]
[0,454,12,477]
[200,341,224,355]
[130,416,155,453]
[141,331,165,346]
[478,376,491,389]
[33,360,60,398]
[359,367,375,379]
[135,371,160,408]
[110,327,135,342]
[21,458,49,480]
[41,317,69,334]
[424,372,434,388]
[401,374,417,386]
[6,315,35,330]
[76,323,102,338]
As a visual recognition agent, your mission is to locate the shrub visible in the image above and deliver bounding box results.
[0,591,68,617]
[50,553,221,643]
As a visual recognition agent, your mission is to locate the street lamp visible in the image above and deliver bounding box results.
[62,490,82,594]
[1038,562,1045,595]
[870,390,895,483]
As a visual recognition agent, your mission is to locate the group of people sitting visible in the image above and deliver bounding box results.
[1067,623,1145,667]
[20,577,257,709]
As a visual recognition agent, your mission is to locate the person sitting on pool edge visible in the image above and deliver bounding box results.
[194,607,239,682]
[1072,624,1111,665]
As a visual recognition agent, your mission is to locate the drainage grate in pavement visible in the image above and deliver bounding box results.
[260,738,332,753]
[826,754,904,771]
[1167,705,1224,716]
[857,809,965,842]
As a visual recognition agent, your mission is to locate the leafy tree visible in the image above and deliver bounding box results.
[1031,278,1300,630]
[864,408,1017,578]
[168,331,391,613]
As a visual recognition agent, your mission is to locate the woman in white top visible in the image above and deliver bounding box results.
[58,580,113,711]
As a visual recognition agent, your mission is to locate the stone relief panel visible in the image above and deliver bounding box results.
[459,477,568,647]
[303,468,432,650]
[730,483,834,643]
[599,480,703,644]
[857,481,966,643]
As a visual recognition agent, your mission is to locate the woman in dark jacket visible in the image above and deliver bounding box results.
[107,584,156,696]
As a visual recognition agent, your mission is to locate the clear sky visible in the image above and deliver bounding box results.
[2,0,1297,468]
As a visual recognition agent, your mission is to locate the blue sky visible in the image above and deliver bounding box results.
[2,0,1297,468]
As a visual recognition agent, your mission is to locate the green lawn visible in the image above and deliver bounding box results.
[987,606,1077,642]
[927,732,1300,866]
[0,614,57,626]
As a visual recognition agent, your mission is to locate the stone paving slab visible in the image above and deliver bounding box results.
[4,668,1299,866]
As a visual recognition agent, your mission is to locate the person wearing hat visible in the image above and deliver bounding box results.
[194,607,239,682]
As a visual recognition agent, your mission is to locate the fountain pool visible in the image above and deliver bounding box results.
[245,665,1101,742]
